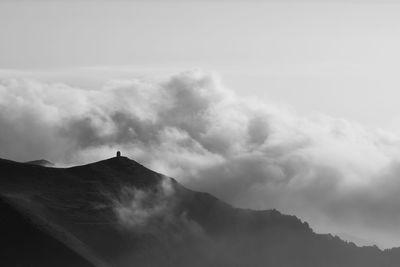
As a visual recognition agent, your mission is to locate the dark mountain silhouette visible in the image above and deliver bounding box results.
[1,156,400,267]
[0,197,95,267]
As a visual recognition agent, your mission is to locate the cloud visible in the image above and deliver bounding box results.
[107,176,210,264]
[111,177,176,230]
[2,70,400,248]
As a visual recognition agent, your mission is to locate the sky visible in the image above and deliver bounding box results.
[3,0,400,128]
[3,0,400,248]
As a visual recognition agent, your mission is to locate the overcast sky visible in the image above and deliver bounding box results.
[3,0,400,128]
[3,0,400,248]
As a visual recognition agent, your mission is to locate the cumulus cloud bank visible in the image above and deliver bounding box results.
[2,71,400,248]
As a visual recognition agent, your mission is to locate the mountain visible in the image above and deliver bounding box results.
[1,156,400,267]
[0,197,95,267]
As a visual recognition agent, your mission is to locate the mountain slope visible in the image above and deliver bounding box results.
[0,156,399,267]
[0,197,95,267]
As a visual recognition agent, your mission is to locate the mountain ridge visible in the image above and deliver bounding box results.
[1,156,400,267]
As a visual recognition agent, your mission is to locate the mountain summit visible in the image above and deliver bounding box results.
[1,156,400,267]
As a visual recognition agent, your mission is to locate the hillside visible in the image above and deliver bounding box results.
[0,156,399,267]
[0,197,95,267]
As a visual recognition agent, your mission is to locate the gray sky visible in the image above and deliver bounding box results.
[2,1,400,128]
[3,0,400,248]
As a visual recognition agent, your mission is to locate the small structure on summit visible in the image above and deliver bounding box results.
[116,151,121,158]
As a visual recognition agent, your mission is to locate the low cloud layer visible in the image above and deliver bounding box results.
[2,71,400,248]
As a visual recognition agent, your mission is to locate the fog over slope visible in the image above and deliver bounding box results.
[1,71,400,247]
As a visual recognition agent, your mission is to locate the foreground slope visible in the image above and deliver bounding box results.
[0,156,400,267]
[0,197,95,267]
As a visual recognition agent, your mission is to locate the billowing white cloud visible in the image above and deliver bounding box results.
[2,70,400,248]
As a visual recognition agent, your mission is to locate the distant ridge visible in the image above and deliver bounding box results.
[25,159,54,167]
